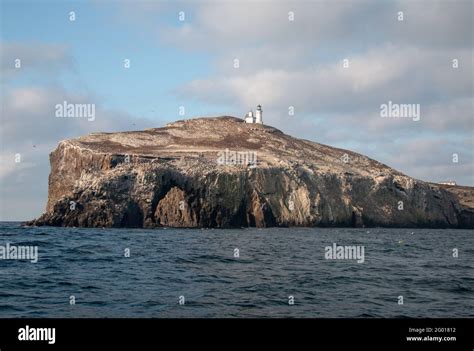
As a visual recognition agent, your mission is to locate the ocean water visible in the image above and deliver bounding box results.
[0,222,472,318]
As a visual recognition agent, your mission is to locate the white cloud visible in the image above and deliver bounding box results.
[0,42,156,220]
[178,44,472,117]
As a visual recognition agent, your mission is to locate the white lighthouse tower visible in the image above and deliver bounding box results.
[255,105,263,124]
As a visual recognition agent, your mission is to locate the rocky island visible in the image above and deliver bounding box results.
[27,116,474,228]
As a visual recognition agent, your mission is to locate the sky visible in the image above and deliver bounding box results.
[0,0,473,221]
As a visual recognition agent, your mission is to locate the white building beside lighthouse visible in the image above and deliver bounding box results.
[244,110,254,123]
[244,105,263,124]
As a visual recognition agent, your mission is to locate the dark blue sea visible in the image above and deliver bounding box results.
[0,222,472,318]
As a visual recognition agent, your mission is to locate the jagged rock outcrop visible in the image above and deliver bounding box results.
[27,116,474,228]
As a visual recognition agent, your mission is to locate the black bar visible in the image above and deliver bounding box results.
[0,318,472,350]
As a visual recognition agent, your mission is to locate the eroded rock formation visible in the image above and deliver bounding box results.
[27,116,474,228]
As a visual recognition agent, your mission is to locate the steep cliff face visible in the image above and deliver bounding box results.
[27,116,474,228]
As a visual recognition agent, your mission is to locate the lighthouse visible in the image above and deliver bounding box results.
[244,105,263,124]
[255,105,263,124]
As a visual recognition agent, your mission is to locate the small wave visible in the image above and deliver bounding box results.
[57,281,74,286]
[192,254,237,264]
[82,285,101,290]
[6,240,51,247]
[0,304,26,312]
